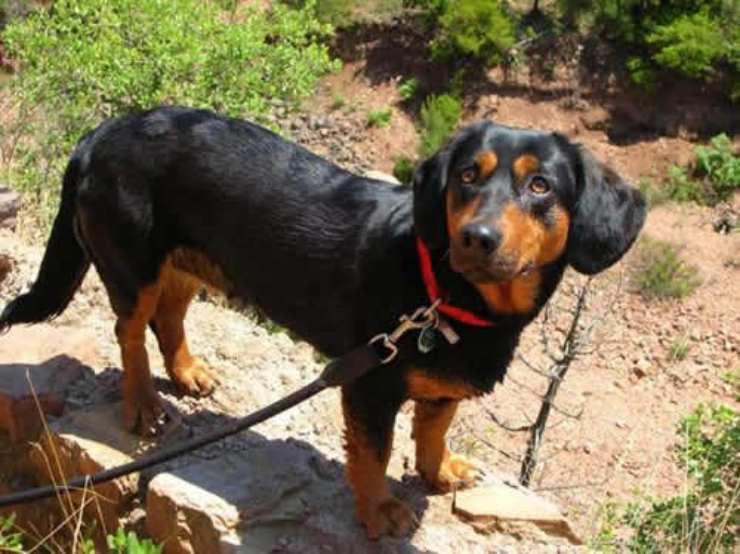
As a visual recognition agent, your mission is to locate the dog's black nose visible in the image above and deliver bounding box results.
[461,224,501,256]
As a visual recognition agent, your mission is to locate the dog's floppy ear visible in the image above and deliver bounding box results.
[413,145,452,251]
[566,146,647,275]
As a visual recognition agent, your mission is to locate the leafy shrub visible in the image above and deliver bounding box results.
[558,0,739,100]
[430,0,515,65]
[665,165,706,204]
[0,516,23,552]
[107,528,162,554]
[663,134,740,206]
[398,77,420,102]
[695,134,740,202]
[624,404,739,552]
[633,237,701,300]
[418,93,462,157]
[647,11,727,79]
[393,155,416,184]
[367,107,393,128]
[2,0,338,228]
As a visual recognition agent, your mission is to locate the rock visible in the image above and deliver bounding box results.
[453,482,582,545]
[0,187,21,230]
[0,254,11,284]
[632,358,651,379]
[146,441,317,554]
[29,401,157,532]
[0,326,99,442]
[363,170,401,185]
[146,437,504,553]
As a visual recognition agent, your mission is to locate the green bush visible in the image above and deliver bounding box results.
[633,237,701,300]
[665,165,706,204]
[558,0,740,100]
[393,155,416,184]
[398,77,420,102]
[624,404,739,552]
[695,134,740,202]
[430,0,515,65]
[418,93,462,157]
[107,528,161,554]
[367,107,393,128]
[663,134,740,206]
[2,0,338,228]
[647,11,727,79]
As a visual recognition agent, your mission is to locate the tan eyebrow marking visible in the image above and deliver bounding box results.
[476,151,498,179]
[512,154,540,180]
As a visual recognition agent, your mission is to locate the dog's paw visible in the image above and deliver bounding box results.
[170,357,217,397]
[420,451,483,493]
[123,389,180,437]
[359,497,418,540]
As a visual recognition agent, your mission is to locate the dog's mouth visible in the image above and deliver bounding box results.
[451,256,534,283]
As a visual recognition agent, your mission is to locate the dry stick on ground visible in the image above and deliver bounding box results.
[519,280,591,486]
[485,274,622,487]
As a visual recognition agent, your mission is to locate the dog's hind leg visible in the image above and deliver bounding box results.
[150,262,216,397]
[113,282,168,436]
[76,184,173,436]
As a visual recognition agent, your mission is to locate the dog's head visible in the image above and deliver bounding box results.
[413,122,646,285]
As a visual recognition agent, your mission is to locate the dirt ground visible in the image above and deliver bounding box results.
[0,20,738,550]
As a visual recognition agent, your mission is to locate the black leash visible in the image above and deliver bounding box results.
[0,302,445,509]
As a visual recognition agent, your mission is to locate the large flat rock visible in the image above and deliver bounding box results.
[145,433,580,554]
[454,482,582,545]
[0,325,98,442]
[29,401,157,532]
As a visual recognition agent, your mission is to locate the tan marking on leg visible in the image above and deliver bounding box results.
[413,399,480,492]
[153,261,216,397]
[342,392,417,539]
[116,283,165,436]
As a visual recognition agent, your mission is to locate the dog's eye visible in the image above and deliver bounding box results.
[460,167,478,184]
[529,177,550,195]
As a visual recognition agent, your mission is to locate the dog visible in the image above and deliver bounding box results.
[0,106,646,538]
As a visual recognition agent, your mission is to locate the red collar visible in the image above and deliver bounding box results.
[416,238,495,327]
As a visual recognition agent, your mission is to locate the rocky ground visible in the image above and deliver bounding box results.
[0,24,739,552]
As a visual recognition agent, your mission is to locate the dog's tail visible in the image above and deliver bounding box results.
[0,152,90,333]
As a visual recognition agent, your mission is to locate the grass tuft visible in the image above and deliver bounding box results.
[632,237,702,300]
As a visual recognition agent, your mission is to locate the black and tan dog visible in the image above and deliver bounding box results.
[0,106,645,538]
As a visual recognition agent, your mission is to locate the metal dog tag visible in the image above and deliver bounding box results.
[436,317,460,345]
[417,326,437,354]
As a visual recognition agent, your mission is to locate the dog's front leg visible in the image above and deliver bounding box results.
[412,399,480,491]
[341,380,416,539]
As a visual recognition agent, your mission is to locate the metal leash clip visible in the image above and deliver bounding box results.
[369,299,442,364]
